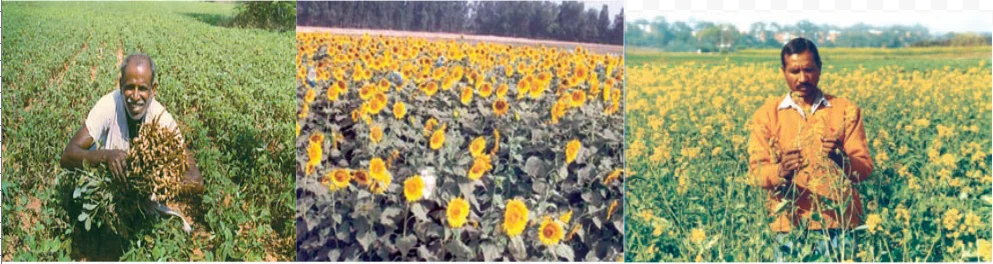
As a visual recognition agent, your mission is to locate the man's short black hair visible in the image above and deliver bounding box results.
[119,53,156,88]
[780,37,822,70]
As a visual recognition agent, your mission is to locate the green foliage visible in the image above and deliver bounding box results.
[1,2,294,261]
[231,1,296,32]
[295,34,625,261]
[624,48,992,262]
[297,1,625,45]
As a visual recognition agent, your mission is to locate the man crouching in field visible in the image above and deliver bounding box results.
[58,53,203,259]
[747,38,874,262]
[60,53,203,192]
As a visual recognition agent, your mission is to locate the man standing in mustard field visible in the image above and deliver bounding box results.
[747,38,874,261]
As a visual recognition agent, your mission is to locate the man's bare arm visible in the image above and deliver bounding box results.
[61,124,129,183]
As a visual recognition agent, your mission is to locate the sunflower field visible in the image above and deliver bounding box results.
[2,2,295,261]
[624,47,992,262]
[295,33,625,261]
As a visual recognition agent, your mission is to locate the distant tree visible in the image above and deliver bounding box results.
[598,5,611,43]
[609,8,624,45]
[232,1,295,32]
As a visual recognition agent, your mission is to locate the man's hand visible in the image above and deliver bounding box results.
[102,150,129,187]
[821,137,842,156]
[778,148,802,181]
[822,137,847,167]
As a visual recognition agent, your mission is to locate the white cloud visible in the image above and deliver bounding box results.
[627,10,992,33]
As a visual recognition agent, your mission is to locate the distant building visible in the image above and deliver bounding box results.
[775,32,794,44]
[828,30,840,42]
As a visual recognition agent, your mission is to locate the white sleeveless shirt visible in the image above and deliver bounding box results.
[84,90,179,150]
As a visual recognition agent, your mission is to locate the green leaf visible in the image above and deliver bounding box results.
[556,244,575,261]
[558,164,569,181]
[396,235,417,256]
[380,207,401,226]
[508,235,527,260]
[481,241,501,262]
[357,230,376,251]
[445,238,473,260]
[82,203,97,210]
[410,203,430,222]
[773,200,791,214]
[524,156,546,178]
[77,211,89,222]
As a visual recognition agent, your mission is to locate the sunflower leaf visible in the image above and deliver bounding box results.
[556,244,575,261]
[524,156,546,178]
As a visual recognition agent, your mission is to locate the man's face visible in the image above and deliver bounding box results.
[121,62,156,120]
[782,51,821,98]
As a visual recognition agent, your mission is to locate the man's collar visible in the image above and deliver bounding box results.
[777,90,830,118]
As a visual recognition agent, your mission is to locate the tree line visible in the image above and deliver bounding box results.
[627,16,992,52]
[297,1,624,45]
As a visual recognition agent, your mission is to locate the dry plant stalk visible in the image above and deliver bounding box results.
[128,114,190,202]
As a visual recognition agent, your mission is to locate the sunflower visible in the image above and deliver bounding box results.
[559,210,573,224]
[352,169,370,186]
[568,76,584,89]
[403,175,425,202]
[305,162,316,176]
[450,65,465,81]
[446,197,470,228]
[496,83,509,98]
[588,74,601,96]
[298,104,309,119]
[432,67,446,80]
[424,118,438,136]
[517,80,531,99]
[565,139,581,164]
[306,133,324,170]
[369,171,391,194]
[492,98,509,116]
[377,78,391,92]
[503,199,529,237]
[304,88,317,104]
[550,101,567,124]
[422,81,439,96]
[369,157,388,182]
[538,216,564,246]
[460,86,474,106]
[479,82,494,98]
[442,76,457,91]
[469,136,486,157]
[573,63,589,80]
[602,86,612,102]
[351,108,362,122]
[528,80,545,99]
[328,168,351,191]
[603,169,623,185]
[537,71,552,84]
[369,93,388,114]
[327,83,341,101]
[467,157,489,180]
[569,90,586,108]
[370,124,384,144]
[359,84,374,101]
[393,101,407,119]
[430,129,445,150]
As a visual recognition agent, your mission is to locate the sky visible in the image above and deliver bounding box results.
[627,9,992,34]
[575,0,624,18]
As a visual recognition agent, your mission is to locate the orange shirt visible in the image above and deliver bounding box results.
[747,93,874,233]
